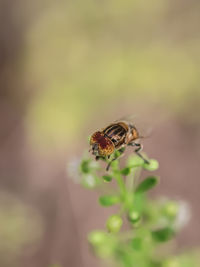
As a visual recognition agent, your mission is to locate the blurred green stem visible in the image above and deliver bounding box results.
[126,168,135,192]
[114,171,126,197]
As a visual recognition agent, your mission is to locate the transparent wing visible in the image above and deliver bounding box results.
[114,114,153,139]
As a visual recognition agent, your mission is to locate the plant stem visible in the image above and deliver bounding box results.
[114,171,126,197]
[126,168,135,192]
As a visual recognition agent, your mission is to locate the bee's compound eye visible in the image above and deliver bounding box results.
[90,131,103,145]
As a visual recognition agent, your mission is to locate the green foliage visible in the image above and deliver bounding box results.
[152,227,174,242]
[135,176,159,194]
[80,159,91,173]
[88,230,117,258]
[99,195,120,207]
[130,237,142,251]
[102,175,112,182]
[121,167,131,176]
[77,152,199,267]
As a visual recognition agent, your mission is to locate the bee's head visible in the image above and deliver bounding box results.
[90,131,114,157]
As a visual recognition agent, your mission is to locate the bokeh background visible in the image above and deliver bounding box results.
[0,0,200,266]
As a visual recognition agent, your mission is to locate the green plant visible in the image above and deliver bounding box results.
[75,150,199,267]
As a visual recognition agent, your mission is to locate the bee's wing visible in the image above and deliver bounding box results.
[115,114,153,139]
[134,120,153,139]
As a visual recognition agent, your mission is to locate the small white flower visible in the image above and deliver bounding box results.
[174,200,191,230]
[66,157,81,183]
[83,174,96,188]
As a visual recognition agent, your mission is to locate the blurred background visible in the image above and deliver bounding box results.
[0,0,200,266]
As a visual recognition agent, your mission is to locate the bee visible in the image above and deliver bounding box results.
[89,120,149,171]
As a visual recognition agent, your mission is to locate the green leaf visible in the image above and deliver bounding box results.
[102,175,112,182]
[135,176,159,194]
[130,237,142,250]
[143,159,159,171]
[106,214,123,233]
[121,167,131,176]
[152,227,175,242]
[80,159,91,173]
[99,195,120,206]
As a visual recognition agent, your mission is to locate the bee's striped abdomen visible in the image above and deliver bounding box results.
[103,124,126,148]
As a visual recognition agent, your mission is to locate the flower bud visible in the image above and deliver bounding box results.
[128,210,141,224]
[106,215,123,233]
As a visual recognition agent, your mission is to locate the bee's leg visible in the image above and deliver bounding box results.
[129,142,149,164]
[106,158,117,171]
[95,156,100,161]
